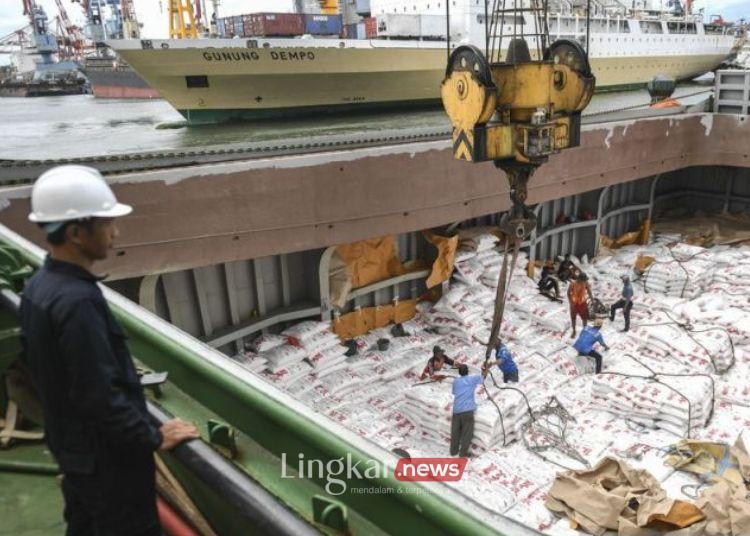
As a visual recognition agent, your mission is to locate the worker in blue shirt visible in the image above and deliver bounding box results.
[573,318,610,373]
[610,274,634,332]
[494,340,519,383]
[450,364,487,457]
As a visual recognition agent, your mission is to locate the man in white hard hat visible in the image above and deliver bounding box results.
[19,166,199,536]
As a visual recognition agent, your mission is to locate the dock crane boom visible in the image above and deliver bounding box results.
[53,0,85,60]
[441,0,595,361]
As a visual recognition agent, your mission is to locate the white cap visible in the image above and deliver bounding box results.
[29,165,132,226]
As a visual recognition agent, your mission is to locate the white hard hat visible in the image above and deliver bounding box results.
[29,165,132,226]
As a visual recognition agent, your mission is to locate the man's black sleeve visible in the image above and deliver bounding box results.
[58,298,162,450]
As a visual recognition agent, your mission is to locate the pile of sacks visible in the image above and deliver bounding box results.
[591,367,714,437]
[628,315,735,374]
[224,229,750,533]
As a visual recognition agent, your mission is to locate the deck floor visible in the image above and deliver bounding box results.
[0,442,64,535]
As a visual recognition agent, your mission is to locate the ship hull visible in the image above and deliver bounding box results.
[111,38,735,124]
[0,81,88,98]
[84,65,161,99]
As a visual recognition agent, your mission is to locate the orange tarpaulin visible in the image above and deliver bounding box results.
[600,219,651,250]
[332,299,418,340]
[329,236,408,308]
[423,230,459,289]
[335,236,406,288]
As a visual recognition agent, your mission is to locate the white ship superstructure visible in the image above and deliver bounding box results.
[109,0,737,124]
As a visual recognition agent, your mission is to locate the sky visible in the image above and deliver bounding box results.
[0,0,746,42]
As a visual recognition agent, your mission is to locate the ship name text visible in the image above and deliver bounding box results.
[201,51,316,62]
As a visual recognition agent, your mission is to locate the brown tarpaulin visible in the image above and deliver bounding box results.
[328,236,407,308]
[546,457,706,535]
[665,436,750,536]
[336,236,406,287]
[332,299,418,340]
[423,230,459,289]
[634,254,656,275]
[601,219,652,250]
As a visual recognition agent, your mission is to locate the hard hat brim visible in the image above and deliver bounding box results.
[92,202,133,219]
[28,202,133,223]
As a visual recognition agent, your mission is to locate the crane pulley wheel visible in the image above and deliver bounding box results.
[444,45,494,88]
[544,39,592,77]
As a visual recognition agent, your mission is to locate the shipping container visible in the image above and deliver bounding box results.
[354,0,371,15]
[234,16,244,38]
[247,12,304,37]
[364,16,377,38]
[224,17,235,37]
[344,23,358,39]
[376,14,458,39]
[303,14,343,36]
[356,22,367,39]
[217,18,226,37]
[242,14,253,38]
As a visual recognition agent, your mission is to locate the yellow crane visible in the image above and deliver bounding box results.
[441,0,595,359]
[318,0,339,14]
[168,0,198,39]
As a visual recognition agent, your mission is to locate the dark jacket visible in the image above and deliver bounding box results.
[20,257,161,475]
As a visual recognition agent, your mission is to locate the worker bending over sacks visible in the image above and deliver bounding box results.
[419,346,456,381]
[493,340,519,383]
[573,317,610,374]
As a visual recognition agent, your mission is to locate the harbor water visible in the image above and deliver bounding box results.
[0,83,712,160]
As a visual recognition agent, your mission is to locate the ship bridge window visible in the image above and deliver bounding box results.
[609,20,630,33]
[186,75,209,88]
[639,21,663,34]
[667,22,697,34]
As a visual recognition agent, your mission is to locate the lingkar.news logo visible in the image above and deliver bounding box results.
[282,453,468,495]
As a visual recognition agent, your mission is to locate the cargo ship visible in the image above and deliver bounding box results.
[83,56,160,99]
[0,75,88,97]
[109,1,738,124]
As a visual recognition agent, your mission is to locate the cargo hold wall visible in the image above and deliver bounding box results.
[1,113,748,283]
[109,166,750,356]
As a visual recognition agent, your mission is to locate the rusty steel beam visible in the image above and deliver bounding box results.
[0,113,748,280]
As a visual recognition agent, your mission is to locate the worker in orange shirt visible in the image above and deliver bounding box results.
[568,272,593,338]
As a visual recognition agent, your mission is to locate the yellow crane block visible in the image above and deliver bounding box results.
[318,0,339,14]
[168,0,198,39]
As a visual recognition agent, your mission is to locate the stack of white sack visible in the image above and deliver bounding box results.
[401,378,528,453]
[628,314,734,373]
[457,230,500,253]
[591,361,714,437]
[639,244,713,298]
[676,294,750,345]
[233,350,268,373]
[261,343,308,374]
[425,295,486,339]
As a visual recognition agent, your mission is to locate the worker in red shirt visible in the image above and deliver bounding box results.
[419,346,455,381]
[568,272,593,338]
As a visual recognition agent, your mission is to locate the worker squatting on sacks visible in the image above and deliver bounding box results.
[568,271,594,338]
[20,166,200,536]
[557,253,576,282]
[450,364,488,457]
[538,259,560,300]
[493,341,519,383]
[610,274,634,332]
[419,345,456,381]
[573,318,610,374]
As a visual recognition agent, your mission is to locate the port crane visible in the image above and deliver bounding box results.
[168,0,198,39]
[52,0,86,61]
[441,0,595,361]
[20,0,59,65]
